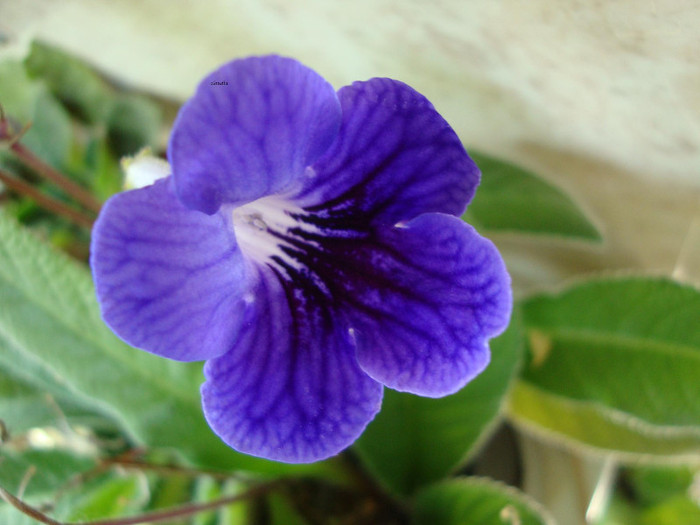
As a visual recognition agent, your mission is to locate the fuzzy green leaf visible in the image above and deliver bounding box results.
[24,41,113,124]
[0,449,94,499]
[355,312,524,494]
[413,477,555,525]
[511,276,700,458]
[0,60,72,169]
[464,151,601,241]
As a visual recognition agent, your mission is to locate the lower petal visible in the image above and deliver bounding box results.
[91,177,248,361]
[201,267,383,463]
[348,213,512,397]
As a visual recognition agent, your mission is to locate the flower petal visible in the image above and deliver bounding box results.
[169,55,342,214]
[236,205,509,398]
[310,213,511,397]
[296,78,480,225]
[201,267,383,463]
[91,177,248,361]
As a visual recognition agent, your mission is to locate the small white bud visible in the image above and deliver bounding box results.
[122,147,171,190]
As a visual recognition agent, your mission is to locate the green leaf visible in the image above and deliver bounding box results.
[0,368,59,433]
[28,90,73,169]
[508,382,700,457]
[268,493,308,525]
[463,151,601,241]
[355,311,524,494]
[106,94,162,158]
[0,330,117,434]
[639,496,700,525]
[510,276,700,458]
[413,477,555,525]
[0,368,107,435]
[0,452,146,525]
[627,465,697,507]
[192,477,221,525]
[84,135,125,201]
[0,505,38,525]
[0,61,35,120]
[24,40,113,124]
[146,472,193,513]
[61,473,148,521]
[0,448,94,499]
[217,479,249,525]
[598,497,640,525]
[0,60,72,169]
[0,210,321,475]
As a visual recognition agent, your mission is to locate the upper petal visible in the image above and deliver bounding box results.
[169,55,342,214]
[91,177,249,361]
[201,266,383,463]
[295,78,480,225]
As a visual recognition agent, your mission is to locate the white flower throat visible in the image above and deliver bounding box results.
[231,196,320,270]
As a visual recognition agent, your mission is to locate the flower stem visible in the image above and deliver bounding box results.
[0,168,95,229]
[9,142,103,213]
[0,486,62,525]
[0,480,283,525]
[101,456,245,481]
[0,105,102,214]
[0,419,8,442]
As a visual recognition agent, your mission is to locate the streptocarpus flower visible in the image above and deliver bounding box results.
[91,55,512,463]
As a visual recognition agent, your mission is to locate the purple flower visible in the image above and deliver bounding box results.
[91,56,512,463]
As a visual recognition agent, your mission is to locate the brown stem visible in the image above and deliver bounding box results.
[51,449,147,505]
[0,486,63,525]
[0,480,283,525]
[9,142,103,213]
[101,457,245,482]
[0,107,102,214]
[0,419,8,442]
[0,168,95,229]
